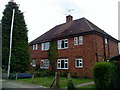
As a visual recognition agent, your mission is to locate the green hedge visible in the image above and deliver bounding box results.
[93,61,120,89]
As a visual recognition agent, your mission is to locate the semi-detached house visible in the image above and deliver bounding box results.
[29,15,119,78]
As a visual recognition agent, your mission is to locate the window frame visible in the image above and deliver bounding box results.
[105,38,108,44]
[58,39,68,49]
[79,36,83,45]
[74,37,78,45]
[57,59,68,69]
[41,42,50,51]
[75,58,83,68]
[40,59,49,69]
[32,44,38,50]
[31,60,36,67]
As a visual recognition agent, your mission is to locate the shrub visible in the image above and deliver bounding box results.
[60,71,68,77]
[93,62,114,88]
[110,61,120,88]
[71,73,77,78]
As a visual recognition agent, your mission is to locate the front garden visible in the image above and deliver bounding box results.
[17,76,93,88]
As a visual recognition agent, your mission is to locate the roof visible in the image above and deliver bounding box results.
[29,17,119,45]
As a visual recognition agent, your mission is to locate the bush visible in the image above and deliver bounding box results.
[35,70,55,77]
[60,71,68,77]
[93,62,114,88]
[71,73,77,78]
[110,61,120,88]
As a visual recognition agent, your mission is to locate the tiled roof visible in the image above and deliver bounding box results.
[29,17,118,45]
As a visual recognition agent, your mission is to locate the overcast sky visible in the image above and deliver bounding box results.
[0,0,119,42]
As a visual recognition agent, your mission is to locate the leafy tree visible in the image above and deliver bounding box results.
[2,1,30,72]
[48,41,58,70]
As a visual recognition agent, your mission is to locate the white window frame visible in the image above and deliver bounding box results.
[40,59,49,69]
[32,44,38,50]
[79,36,83,45]
[58,39,68,49]
[31,60,36,67]
[57,59,68,69]
[105,38,108,44]
[41,42,50,51]
[75,58,83,68]
[74,37,78,45]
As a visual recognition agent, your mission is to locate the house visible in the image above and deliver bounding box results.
[29,15,119,78]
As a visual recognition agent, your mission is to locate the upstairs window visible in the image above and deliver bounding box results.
[75,58,83,68]
[41,42,50,50]
[58,39,68,49]
[40,59,49,69]
[105,38,108,44]
[74,36,83,45]
[32,44,38,50]
[31,60,36,67]
[79,36,83,45]
[74,37,78,45]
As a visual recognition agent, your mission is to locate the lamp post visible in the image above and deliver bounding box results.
[7,8,15,78]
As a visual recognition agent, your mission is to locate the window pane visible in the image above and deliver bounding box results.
[65,63,68,68]
[58,40,61,49]
[61,60,64,68]
[36,44,38,50]
[61,40,64,48]
[79,36,83,45]
[74,37,78,45]
[76,60,79,67]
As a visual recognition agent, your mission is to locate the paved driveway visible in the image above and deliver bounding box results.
[1,79,66,90]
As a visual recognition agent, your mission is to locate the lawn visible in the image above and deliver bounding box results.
[17,76,93,88]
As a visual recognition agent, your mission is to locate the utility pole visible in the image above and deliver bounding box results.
[7,8,15,78]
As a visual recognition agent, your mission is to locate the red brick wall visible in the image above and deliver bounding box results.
[29,33,119,78]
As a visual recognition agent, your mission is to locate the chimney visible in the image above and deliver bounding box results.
[66,15,73,23]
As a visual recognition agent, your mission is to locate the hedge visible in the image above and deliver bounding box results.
[93,61,120,89]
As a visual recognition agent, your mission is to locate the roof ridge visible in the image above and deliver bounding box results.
[83,18,94,30]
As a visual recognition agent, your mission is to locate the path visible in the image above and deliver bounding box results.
[76,81,94,87]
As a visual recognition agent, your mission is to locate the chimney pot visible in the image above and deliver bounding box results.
[66,15,73,23]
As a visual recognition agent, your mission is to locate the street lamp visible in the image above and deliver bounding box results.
[7,8,15,78]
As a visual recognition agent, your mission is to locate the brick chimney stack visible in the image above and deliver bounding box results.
[66,15,73,23]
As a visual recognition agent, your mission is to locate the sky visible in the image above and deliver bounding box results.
[0,0,119,42]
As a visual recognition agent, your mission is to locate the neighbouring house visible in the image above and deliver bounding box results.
[29,15,119,78]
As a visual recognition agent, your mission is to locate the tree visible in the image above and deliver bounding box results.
[2,1,30,72]
[48,41,58,70]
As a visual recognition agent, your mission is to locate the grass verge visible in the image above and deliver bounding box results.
[17,76,93,88]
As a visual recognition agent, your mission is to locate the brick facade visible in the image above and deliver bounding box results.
[29,33,119,78]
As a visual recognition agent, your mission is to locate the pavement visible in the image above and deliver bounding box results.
[1,78,94,90]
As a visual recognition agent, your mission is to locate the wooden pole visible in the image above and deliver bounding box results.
[56,71,60,88]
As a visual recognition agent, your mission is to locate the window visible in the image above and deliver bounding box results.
[79,36,83,45]
[41,42,50,50]
[58,39,68,49]
[74,36,83,45]
[74,37,78,45]
[57,59,68,69]
[40,59,49,69]
[75,58,83,68]
[105,38,108,44]
[32,44,38,50]
[31,60,36,67]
